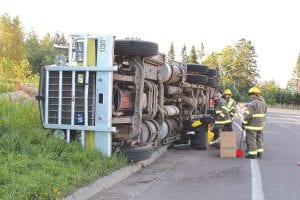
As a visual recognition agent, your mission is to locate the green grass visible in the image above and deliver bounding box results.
[0,82,14,94]
[0,98,127,200]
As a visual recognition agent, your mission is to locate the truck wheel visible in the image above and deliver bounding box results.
[186,74,208,84]
[186,64,209,75]
[208,77,217,88]
[121,144,154,161]
[114,40,158,56]
[207,69,217,77]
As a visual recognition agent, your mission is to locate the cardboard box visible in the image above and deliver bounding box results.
[220,131,237,158]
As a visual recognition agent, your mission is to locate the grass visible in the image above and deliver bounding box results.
[0,82,14,94]
[0,98,127,200]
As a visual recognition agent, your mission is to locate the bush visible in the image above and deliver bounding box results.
[294,93,300,105]
[275,89,295,104]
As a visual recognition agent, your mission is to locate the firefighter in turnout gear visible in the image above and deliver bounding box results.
[222,89,236,131]
[212,92,232,141]
[242,87,267,159]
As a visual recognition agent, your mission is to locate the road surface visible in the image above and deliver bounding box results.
[91,108,300,200]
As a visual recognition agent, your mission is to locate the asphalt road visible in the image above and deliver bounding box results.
[91,108,300,200]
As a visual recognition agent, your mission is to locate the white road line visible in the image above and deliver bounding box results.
[233,122,265,200]
[251,160,265,200]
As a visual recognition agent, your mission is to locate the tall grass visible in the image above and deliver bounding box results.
[0,98,127,199]
[0,81,14,94]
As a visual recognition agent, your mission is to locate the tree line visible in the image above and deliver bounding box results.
[167,40,300,105]
[1,13,299,105]
[0,14,66,84]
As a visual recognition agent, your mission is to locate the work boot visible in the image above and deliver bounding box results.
[245,154,257,159]
[257,152,262,158]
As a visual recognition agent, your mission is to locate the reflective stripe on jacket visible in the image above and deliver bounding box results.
[226,97,236,117]
[215,97,232,125]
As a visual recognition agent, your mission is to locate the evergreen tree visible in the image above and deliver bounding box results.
[197,42,205,64]
[25,30,43,73]
[25,31,67,73]
[180,44,188,63]
[40,33,59,66]
[52,32,67,45]
[287,53,300,92]
[234,38,259,90]
[167,42,175,61]
[188,46,198,64]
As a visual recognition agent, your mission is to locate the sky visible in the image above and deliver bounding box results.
[1,0,300,88]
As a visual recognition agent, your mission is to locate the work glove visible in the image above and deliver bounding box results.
[230,112,235,117]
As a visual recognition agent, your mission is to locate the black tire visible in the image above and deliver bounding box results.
[208,77,217,88]
[186,74,208,84]
[207,69,217,77]
[121,144,153,161]
[114,40,158,56]
[186,64,209,74]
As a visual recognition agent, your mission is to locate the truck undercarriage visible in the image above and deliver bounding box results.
[37,35,219,161]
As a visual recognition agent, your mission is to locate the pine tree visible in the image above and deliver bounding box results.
[188,46,198,64]
[197,42,205,64]
[287,53,300,92]
[180,44,188,63]
[25,30,43,73]
[167,42,175,61]
[233,38,259,91]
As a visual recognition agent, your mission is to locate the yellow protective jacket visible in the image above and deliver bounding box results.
[214,97,232,126]
[226,97,236,117]
[242,96,267,131]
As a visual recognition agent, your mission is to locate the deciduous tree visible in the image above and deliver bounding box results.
[0,14,25,63]
[287,53,300,92]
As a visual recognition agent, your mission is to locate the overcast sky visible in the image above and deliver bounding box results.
[1,0,300,87]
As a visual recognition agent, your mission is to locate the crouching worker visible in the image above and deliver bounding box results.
[242,87,267,159]
[211,92,232,146]
[222,89,236,131]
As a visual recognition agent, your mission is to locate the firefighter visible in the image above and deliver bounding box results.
[212,92,232,142]
[222,89,236,131]
[242,87,267,159]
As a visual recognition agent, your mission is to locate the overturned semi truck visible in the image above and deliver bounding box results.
[36,34,219,161]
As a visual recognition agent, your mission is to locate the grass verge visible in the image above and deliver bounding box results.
[0,81,14,94]
[0,98,127,199]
